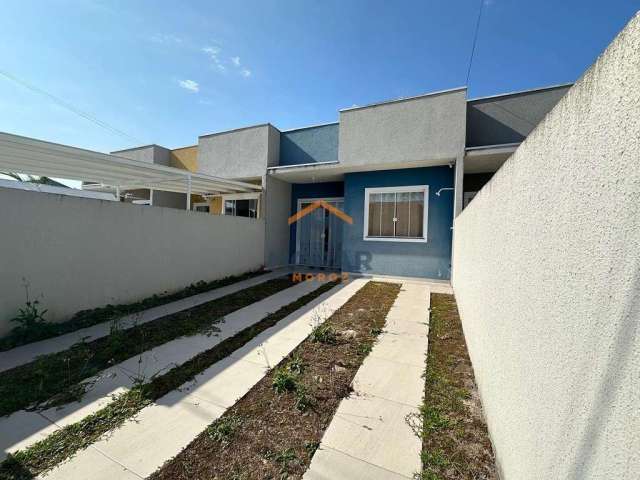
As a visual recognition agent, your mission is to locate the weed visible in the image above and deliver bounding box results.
[370,326,383,336]
[310,323,337,344]
[304,441,320,458]
[272,366,299,393]
[0,281,339,479]
[356,342,373,356]
[422,406,451,432]
[206,415,243,445]
[0,269,268,352]
[294,384,315,412]
[265,448,298,474]
[421,449,450,469]
[287,354,306,375]
[0,277,294,417]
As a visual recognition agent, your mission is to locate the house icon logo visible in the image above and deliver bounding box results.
[288,199,353,225]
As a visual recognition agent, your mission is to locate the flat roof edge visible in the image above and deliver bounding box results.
[280,121,339,133]
[465,142,521,152]
[467,83,574,103]
[199,123,274,139]
[339,86,467,113]
[111,144,168,154]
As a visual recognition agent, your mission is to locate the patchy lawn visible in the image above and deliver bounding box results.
[149,281,401,480]
[0,280,338,480]
[0,269,267,351]
[0,276,293,417]
[409,293,497,480]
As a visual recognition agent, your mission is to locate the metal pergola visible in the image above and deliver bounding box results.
[0,131,261,210]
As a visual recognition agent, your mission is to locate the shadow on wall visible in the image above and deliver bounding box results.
[280,136,320,165]
[566,262,640,479]
[466,108,527,147]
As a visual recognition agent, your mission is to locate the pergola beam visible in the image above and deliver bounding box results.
[0,131,262,199]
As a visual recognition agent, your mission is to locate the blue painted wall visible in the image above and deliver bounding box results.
[279,123,339,166]
[289,182,344,263]
[342,167,454,279]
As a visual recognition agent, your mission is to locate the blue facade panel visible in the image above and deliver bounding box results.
[342,167,454,279]
[289,182,345,263]
[279,124,339,166]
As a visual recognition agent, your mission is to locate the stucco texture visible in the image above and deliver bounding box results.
[197,125,279,180]
[452,12,640,480]
[0,188,265,337]
[338,89,466,168]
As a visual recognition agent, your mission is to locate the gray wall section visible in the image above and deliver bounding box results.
[466,85,571,147]
[453,13,640,480]
[263,175,291,268]
[338,89,467,167]
[197,124,280,179]
[0,187,265,337]
[279,123,339,166]
[112,145,171,166]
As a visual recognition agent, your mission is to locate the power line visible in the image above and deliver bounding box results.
[0,69,143,144]
[465,0,485,86]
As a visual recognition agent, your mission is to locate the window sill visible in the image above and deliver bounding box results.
[363,236,428,243]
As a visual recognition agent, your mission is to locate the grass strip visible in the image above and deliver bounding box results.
[0,269,267,351]
[0,276,293,417]
[407,293,496,480]
[148,281,401,480]
[0,279,340,480]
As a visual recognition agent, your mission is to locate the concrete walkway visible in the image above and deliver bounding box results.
[40,279,368,479]
[304,281,430,480]
[0,269,287,374]
[1,276,316,460]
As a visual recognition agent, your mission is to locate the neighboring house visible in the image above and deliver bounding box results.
[0,178,117,201]
[113,83,569,280]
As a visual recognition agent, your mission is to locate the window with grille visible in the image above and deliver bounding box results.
[363,186,428,242]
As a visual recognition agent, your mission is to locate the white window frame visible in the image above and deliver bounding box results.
[222,193,261,219]
[363,185,429,243]
[192,201,210,213]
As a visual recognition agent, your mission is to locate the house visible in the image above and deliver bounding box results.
[111,83,569,280]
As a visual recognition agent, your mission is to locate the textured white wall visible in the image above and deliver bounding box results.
[0,188,265,337]
[453,12,640,480]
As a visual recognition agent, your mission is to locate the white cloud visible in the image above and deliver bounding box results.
[150,33,183,44]
[178,79,199,92]
[202,46,250,77]
[202,45,228,72]
[483,0,494,5]
[202,46,221,58]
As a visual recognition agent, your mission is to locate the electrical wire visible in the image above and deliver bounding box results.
[465,0,485,86]
[0,69,143,144]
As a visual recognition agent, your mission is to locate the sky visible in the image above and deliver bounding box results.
[0,0,638,160]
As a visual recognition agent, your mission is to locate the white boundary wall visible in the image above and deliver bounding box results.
[452,13,640,480]
[0,187,265,337]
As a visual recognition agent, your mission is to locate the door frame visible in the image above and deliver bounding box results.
[295,197,344,267]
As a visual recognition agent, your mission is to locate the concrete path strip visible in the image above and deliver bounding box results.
[40,279,368,480]
[0,270,289,374]
[304,281,430,480]
[0,277,320,460]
